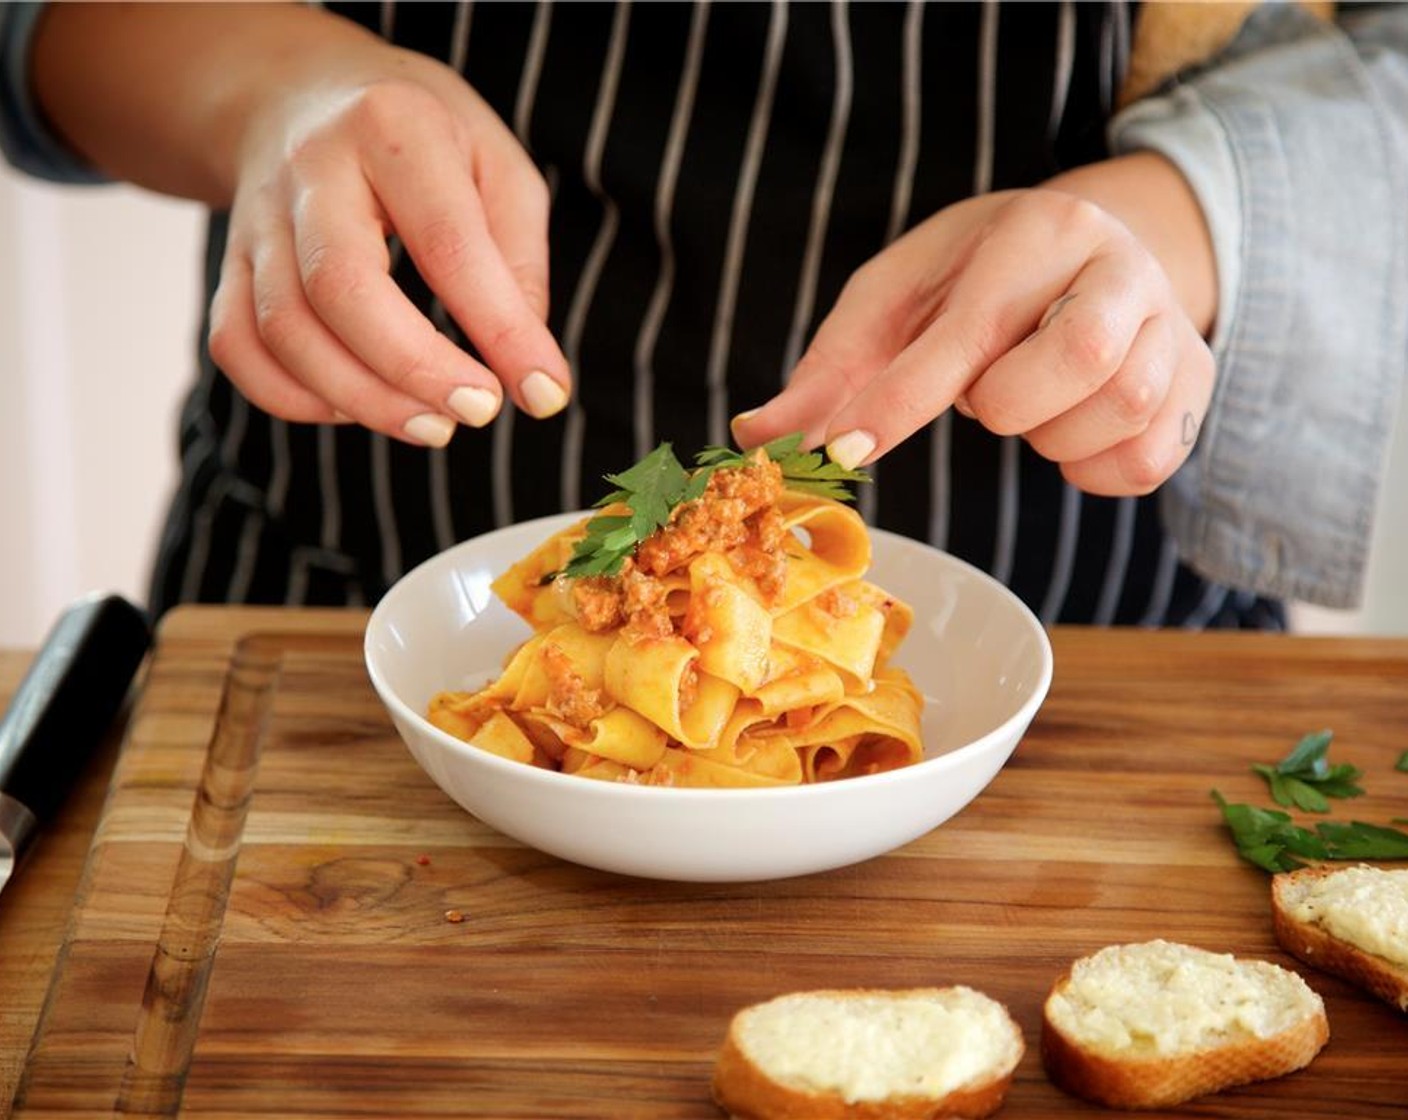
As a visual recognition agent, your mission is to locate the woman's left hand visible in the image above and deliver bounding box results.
[731,153,1218,498]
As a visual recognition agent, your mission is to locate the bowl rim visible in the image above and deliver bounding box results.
[364,511,1053,801]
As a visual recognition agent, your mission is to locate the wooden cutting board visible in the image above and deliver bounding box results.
[10,607,1408,1118]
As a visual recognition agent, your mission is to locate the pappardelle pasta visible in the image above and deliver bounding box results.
[428,446,923,788]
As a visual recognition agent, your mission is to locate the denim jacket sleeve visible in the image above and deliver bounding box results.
[0,1,107,183]
[1109,4,1408,609]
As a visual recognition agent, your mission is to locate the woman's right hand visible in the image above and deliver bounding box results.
[207,30,571,445]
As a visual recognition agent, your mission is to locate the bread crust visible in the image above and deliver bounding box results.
[710,988,1022,1120]
[1040,965,1329,1109]
[1272,866,1408,1014]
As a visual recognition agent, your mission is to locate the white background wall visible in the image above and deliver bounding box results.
[0,165,203,647]
[0,167,1405,647]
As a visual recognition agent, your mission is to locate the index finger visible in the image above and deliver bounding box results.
[731,192,1021,452]
[365,112,571,419]
[804,204,1114,467]
[292,168,507,427]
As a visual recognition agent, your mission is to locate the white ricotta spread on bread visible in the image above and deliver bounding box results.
[732,987,1021,1104]
[1045,940,1321,1056]
[1290,865,1408,967]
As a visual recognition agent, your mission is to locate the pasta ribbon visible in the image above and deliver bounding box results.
[465,710,538,766]
[772,581,889,688]
[769,494,871,615]
[570,707,668,770]
[492,522,584,628]
[686,552,772,693]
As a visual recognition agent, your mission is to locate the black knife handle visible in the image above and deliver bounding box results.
[0,594,151,826]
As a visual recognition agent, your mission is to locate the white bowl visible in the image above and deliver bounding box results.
[365,512,1052,882]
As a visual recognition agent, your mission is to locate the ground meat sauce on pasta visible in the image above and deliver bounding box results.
[540,643,609,729]
[571,457,787,640]
[815,585,859,621]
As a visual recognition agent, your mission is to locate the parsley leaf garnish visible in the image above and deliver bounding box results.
[558,443,705,578]
[1313,820,1408,860]
[555,434,869,580]
[1211,792,1328,872]
[696,432,870,502]
[1396,750,1408,773]
[1212,791,1408,873]
[1250,729,1363,813]
[599,442,710,543]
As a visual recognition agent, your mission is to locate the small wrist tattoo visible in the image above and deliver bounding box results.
[1038,293,1077,332]
[1181,411,1200,446]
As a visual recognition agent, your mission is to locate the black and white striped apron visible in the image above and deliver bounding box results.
[148,0,1286,631]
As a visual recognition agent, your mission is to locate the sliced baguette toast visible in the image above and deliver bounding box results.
[1041,940,1327,1109]
[1272,864,1408,1013]
[711,987,1024,1119]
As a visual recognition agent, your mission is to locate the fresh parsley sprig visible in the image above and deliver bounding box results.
[1315,820,1408,860]
[1250,729,1364,813]
[1212,729,1408,873]
[1211,792,1330,873]
[555,434,869,579]
[559,443,708,578]
[1211,791,1408,874]
[696,433,870,502]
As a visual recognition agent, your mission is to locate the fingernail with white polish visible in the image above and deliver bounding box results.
[826,430,876,471]
[521,371,568,419]
[404,412,456,448]
[729,409,759,442]
[448,386,500,428]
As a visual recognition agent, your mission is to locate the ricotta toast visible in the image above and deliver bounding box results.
[712,987,1024,1119]
[1041,939,1328,1109]
[1273,864,1408,1013]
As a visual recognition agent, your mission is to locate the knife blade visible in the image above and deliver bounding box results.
[0,593,151,895]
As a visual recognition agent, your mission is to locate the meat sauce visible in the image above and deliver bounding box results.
[540,643,610,729]
[570,455,789,641]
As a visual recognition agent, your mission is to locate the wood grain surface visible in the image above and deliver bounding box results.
[0,652,131,1114]
[6,606,1408,1118]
